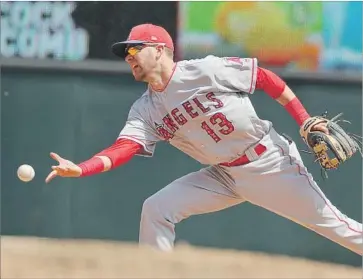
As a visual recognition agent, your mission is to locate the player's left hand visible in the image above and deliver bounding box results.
[311,122,329,135]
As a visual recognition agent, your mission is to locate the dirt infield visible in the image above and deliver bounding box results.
[1,236,361,278]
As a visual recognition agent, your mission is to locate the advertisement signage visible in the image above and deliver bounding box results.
[1,1,178,61]
[179,2,362,72]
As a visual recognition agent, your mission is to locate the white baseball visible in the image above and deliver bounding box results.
[17,164,35,182]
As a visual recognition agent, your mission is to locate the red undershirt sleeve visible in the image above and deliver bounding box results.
[255,67,286,98]
[255,67,310,126]
[78,138,142,177]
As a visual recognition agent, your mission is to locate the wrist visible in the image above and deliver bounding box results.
[75,165,83,177]
[284,97,310,126]
[78,156,105,177]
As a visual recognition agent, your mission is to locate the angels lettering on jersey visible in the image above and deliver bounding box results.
[154,92,239,142]
[153,92,231,142]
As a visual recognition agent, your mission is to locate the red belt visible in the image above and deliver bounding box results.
[220,144,267,167]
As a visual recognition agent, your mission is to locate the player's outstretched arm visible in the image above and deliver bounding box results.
[45,139,142,183]
[256,67,328,134]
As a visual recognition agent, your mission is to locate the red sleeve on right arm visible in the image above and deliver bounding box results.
[78,139,142,177]
[95,138,142,169]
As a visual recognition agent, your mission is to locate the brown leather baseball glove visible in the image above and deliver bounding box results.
[299,112,362,173]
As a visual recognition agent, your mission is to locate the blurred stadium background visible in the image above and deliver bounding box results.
[1,1,362,278]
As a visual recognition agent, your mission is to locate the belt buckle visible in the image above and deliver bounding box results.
[220,143,266,167]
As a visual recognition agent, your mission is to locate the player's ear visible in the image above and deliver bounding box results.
[155,45,164,59]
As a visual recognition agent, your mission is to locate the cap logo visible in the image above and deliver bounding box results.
[151,36,158,41]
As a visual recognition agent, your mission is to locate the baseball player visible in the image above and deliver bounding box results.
[45,24,362,254]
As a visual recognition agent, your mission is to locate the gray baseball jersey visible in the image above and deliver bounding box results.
[118,55,271,165]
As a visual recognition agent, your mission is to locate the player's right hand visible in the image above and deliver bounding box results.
[45,152,82,183]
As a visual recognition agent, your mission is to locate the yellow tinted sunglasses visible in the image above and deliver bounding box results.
[125,43,166,57]
[125,45,145,56]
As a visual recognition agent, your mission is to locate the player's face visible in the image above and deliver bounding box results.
[125,44,163,82]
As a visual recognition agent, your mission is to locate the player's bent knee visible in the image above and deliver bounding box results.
[141,196,161,217]
[141,194,185,225]
[141,195,172,222]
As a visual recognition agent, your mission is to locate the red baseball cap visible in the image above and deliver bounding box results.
[111,23,174,58]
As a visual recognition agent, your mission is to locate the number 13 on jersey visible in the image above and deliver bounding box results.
[201,112,235,143]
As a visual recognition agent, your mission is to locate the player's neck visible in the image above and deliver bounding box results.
[149,60,176,92]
